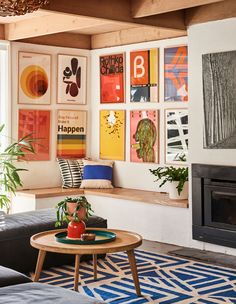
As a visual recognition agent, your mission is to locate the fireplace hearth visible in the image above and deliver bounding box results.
[192,164,236,248]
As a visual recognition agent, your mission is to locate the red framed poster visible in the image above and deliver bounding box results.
[130,49,158,102]
[18,109,51,161]
[100,53,125,103]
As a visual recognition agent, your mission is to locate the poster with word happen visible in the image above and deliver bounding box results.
[18,52,51,105]
[165,109,188,164]
[18,109,51,161]
[57,55,87,104]
[100,110,126,161]
[130,49,159,102]
[57,110,86,159]
[100,53,125,103]
[164,46,188,102]
[130,110,159,163]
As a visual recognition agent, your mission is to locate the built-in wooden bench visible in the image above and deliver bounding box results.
[14,187,188,211]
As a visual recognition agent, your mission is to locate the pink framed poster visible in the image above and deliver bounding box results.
[130,110,159,163]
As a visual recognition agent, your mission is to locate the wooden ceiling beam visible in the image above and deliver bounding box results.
[131,0,225,18]
[5,14,110,40]
[18,32,91,49]
[91,27,187,49]
[185,0,236,26]
[41,0,186,30]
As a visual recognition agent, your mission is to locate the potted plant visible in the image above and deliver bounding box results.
[0,124,36,219]
[149,166,189,200]
[55,196,93,239]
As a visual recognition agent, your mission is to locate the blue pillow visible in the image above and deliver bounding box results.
[80,160,113,189]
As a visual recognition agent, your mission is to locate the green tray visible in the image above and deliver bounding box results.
[55,230,116,245]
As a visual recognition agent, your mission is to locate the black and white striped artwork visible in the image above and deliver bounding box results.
[202,51,236,148]
[165,109,188,164]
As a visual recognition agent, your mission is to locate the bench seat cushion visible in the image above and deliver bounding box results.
[0,282,105,303]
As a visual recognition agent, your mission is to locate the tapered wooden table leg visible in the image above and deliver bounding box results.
[33,249,46,282]
[127,250,142,296]
[74,254,81,291]
[93,254,97,280]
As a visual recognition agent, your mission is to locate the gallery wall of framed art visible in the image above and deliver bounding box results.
[92,36,188,190]
[11,42,90,188]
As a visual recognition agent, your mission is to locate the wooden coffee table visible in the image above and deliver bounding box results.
[30,228,142,295]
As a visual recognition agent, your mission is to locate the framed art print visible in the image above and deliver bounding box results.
[18,52,51,105]
[57,110,86,158]
[100,110,125,160]
[130,110,159,163]
[18,109,51,161]
[57,55,87,104]
[165,109,188,164]
[130,49,158,102]
[164,46,188,102]
[100,53,125,103]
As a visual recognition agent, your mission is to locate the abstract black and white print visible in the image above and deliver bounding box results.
[165,109,188,164]
[202,50,236,148]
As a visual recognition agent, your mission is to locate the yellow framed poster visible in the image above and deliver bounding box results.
[100,110,125,161]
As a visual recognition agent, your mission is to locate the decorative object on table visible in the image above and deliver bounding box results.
[55,229,116,244]
[57,54,87,105]
[18,109,50,161]
[57,158,84,188]
[80,160,114,189]
[165,109,188,164]
[149,165,188,200]
[0,0,49,17]
[164,46,188,102]
[55,196,93,239]
[0,124,36,213]
[18,51,51,105]
[100,110,126,161]
[130,110,159,163]
[100,53,125,103]
[57,110,87,159]
[130,48,159,102]
[202,50,236,149]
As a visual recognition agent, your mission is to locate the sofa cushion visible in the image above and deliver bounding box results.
[0,266,32,287]
[0,282,105,303]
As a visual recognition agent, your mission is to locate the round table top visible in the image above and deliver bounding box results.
[30,228,142,255]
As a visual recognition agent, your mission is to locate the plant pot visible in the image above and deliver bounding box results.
[67,220,86,239]
[169,181,188,200]
[67,202,86,221]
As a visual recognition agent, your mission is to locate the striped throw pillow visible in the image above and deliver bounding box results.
[80,160,114,189]
[57,159,83,188]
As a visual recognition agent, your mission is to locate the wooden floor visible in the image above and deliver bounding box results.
[139,239,181,254]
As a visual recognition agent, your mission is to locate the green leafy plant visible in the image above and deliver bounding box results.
[0,125,36,212]
[55,196,93,227]
[149,166,188,195]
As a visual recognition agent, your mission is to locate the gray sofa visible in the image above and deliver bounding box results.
[0,208,107,273]
[0,266,105,303]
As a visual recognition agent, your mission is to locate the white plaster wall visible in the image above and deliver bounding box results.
[188,18,236,256]
[11,42,90,189]
[90,37,188,192]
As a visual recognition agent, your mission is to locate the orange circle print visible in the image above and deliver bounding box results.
[20,65,48,99]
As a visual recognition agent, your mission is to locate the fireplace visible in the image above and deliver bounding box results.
[192,164,236,248]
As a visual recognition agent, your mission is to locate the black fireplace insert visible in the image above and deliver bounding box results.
[192,164,236,248]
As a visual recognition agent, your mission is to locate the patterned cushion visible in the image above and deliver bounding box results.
[80,160,114,189]
[57,159,83,188]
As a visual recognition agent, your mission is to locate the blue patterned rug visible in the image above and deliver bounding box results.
[39,250,236,303]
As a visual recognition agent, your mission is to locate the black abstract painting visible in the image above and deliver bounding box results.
[202,50,236,148]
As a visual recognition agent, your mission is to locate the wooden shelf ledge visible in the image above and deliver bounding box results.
[16,187,188,208]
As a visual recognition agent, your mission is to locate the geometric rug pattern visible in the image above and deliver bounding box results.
[39,250,236,303]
